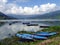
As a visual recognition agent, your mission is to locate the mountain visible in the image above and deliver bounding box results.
[31,10,60,19]
[8,10,60,19]
[0,10,60,19]
[0,12,16,20]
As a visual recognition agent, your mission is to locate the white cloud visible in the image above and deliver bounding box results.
[0,0,7,4]
[0,0,7,12]
[0,0,59,15]
[5,3,57,15]
[40,3,56,12]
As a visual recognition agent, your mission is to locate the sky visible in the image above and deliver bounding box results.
[0,0,60,15]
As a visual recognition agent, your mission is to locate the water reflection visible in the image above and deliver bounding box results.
[0,21,60,40]
[0,23,47,40]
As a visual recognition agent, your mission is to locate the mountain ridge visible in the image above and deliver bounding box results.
[0,10,60,19]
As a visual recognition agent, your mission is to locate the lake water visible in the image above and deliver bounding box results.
[0,20,60,40]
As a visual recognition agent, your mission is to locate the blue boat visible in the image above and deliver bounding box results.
[16,34,34,41]
[22,34,47,40]
[16,33,47,40]
[33,35,47,40]
[49,32,57,35]
[35,32,57,37]
[16,34,33,39]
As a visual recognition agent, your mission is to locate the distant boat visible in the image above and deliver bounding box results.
[9,21,21,25]
[22,22,30,25]
[40,26,50,28]
[27,24,38,26]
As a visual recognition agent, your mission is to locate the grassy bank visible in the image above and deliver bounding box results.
[0,26,60,45]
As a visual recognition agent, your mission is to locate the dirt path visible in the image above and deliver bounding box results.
[36,37,60,45]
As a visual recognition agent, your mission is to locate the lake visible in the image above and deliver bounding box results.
[0,19,60,40]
